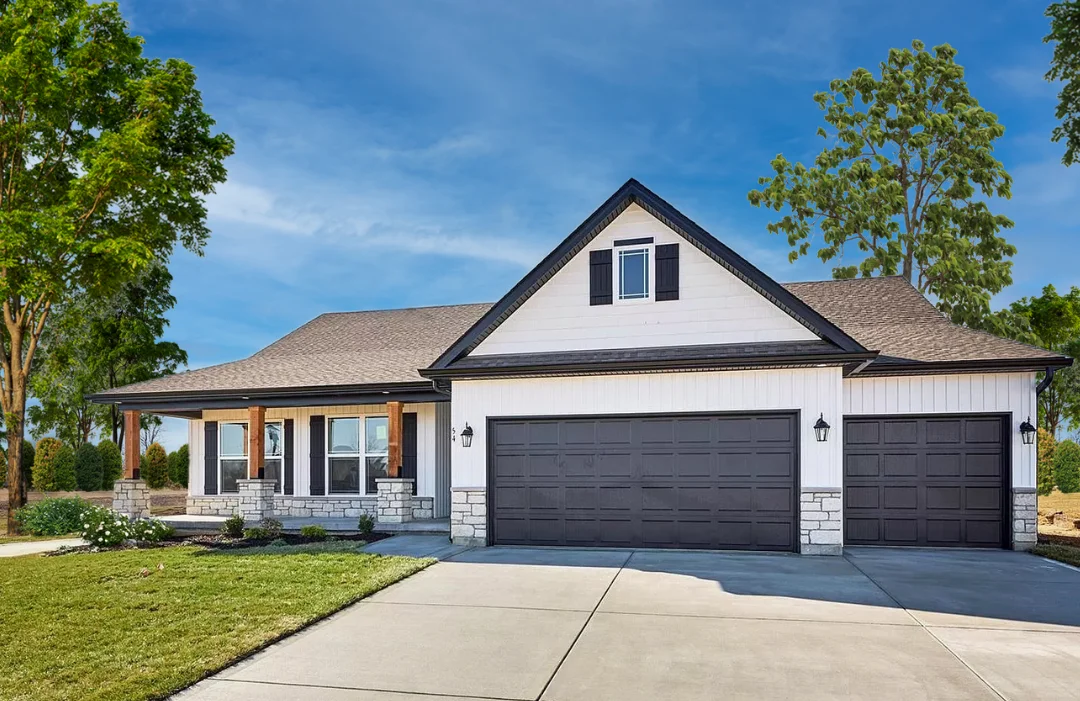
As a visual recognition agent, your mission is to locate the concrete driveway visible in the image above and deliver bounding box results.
[179,545,1080,701]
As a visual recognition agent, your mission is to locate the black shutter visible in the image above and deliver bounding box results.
[309,415,325,496]
[283,418,295,495]
[204,421,218,495]
[402,412,418,494]
[589,249,613,305]
[655,243,679,301]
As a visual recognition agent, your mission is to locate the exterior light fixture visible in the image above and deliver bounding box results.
[1019,417,1036,445]
[814,414,830,443]
[460,423,474,448]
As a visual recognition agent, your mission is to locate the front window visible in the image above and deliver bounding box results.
[327,416,389,494]
[618,247,650,300]
[219,422,248,493]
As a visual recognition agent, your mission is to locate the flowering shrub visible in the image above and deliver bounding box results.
[81,506,131,547]
[130,519,175,543]
[15,497,93,536]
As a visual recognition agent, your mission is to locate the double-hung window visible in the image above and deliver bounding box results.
[218,421,285,493]
[327,416,390,494]
[618,247,650,300]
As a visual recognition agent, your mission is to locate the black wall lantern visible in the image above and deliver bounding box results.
[460,423,474,448]
[813,414,830,442]
[1019,417,1036,445]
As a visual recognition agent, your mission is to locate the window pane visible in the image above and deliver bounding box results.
[264,458,283,493]
[265,423,283,457]
[366,456,388,494]
[329,456,361,494]
[366,417,388,453]
[220,459,247,493]
[619,249,649,299]
[329,418,360,454]
[220,423,248,456]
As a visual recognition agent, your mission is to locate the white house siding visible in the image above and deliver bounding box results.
[843,373,1037,489]
[188,403,441,498]
[470,204,818,356]
[450,367,844,491]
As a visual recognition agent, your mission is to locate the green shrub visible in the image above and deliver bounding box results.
[98,439,123,490]
[221,514,245,538]
[261,517,283,538]
[167,444,189,486]
[357,513,374,535]
[74,443,104,492]
[269,537,288,547]
[1038,428,1057,496]
[33,438,77,491]
[129,518,175,543]
[1055,439,1080,493]
[300,524,327,540]
[14,497,92,535]
[243,526,270,540]
[80,506,131,548]
[141,442,169,488]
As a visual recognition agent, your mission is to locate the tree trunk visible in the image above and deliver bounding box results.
[6,404,26,535]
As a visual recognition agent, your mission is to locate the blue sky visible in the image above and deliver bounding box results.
[119,0,1079,450]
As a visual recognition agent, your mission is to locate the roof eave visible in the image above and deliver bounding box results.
[855,356,1073,377]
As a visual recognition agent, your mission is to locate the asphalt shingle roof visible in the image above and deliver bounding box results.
[99,276,1063,398]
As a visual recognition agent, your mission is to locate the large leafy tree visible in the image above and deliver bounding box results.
[1047,1,1080,165]
[986,285,1080,437]
[748,41,1015,326]
[0,0,232,533]
[29,262,186,447]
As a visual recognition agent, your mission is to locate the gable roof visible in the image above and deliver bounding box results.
[427,179,868,371]
[784,277,1069,373]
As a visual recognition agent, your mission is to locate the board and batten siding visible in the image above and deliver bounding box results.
[843,373,1038,489]
[450,367,844,490]
[470,203,818,356]
[188,403,442,498]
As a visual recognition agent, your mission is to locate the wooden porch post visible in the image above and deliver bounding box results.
[124,410,141,479]
[387,401,403,478]
[248,405,265,478]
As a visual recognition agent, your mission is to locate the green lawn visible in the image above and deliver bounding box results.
[1033,543,1080,568]
[0,542,431,701]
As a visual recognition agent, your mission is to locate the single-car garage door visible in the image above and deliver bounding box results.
[843,415,1007,548]
[489,413,797,551]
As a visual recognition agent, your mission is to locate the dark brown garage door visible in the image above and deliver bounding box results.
[843,416,1007,548]
[489,413,797,551]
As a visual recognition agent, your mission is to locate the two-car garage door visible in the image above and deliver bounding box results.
[489,413,798,551]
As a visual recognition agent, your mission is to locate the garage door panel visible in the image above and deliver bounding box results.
[491,413,796,551]
[844,416,1005,548]
[528,422,560,445]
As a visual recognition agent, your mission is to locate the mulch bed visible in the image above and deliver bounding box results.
[46,531,394,556]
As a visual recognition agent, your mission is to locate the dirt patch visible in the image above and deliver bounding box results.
[1,488,187,535]
[1038,490,1080,547]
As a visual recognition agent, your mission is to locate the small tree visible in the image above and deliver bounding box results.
[141,442,169,489]
[74,443,104,492]
[168,444,189,487]
[32,438,64,491]
[1037,428,1057,496]
[98,439,123,490]
[1055,439,1080,493]
[1046,0,1080,165]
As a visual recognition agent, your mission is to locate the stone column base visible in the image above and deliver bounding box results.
[1012,488,1037,552]
[376,478,415,523]
[237,479,276,522]
[451,488,487,546]
[800,488,843,555]
[112,479,151,520]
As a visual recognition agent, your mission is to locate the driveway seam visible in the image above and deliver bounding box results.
[843,553,1008,701]
[533,549,634,701]
[212,677,522,700]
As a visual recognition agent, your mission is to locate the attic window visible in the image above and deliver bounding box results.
[618,248,650,300]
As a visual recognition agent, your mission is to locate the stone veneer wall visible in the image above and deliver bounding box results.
[800,489,842,555]
[112,479,151,520]
[450,488,487,546]
[186,495,434,520]
[1012,488,1037,552]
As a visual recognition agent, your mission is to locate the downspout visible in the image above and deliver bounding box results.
[431,378,452,397]
[1036,366,1056,396]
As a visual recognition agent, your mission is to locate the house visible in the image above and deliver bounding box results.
[93,179,1070,555]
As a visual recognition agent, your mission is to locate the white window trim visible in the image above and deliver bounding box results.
[614,245,652,303]
[264,420,285,493]
[325,416,389,496]
[218,420,284,494]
